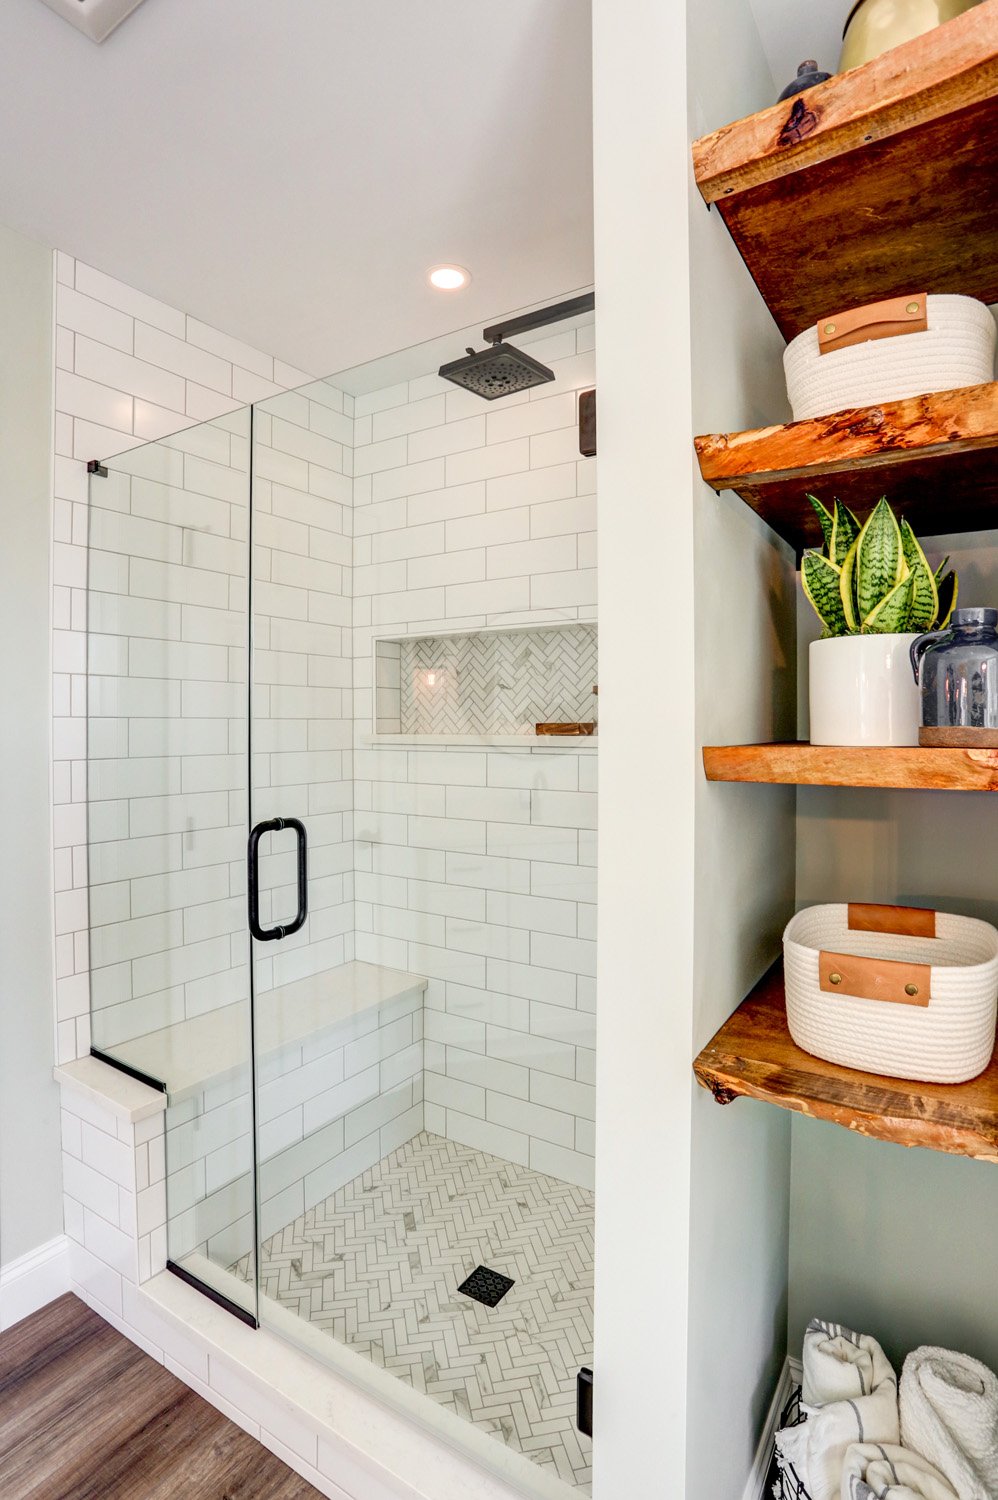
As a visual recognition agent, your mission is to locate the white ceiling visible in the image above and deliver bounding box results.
[747,0,847,100]
[0,0,593,375]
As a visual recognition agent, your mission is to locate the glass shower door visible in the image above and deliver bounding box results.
[87,409,258,1322]
[247,382,356,1306]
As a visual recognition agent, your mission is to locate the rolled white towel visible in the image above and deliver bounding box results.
[841,1441,959,1500]
[900,1347,998,1500]
[776,1320,899,1500]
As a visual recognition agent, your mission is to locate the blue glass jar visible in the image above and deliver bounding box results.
[910,607,998,743]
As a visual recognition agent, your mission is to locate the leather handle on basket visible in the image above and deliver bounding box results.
[817,294,927,355]
[819,950,931,1007]
[847,902,937,938]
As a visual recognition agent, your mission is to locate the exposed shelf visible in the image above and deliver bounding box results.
[691,4,998,339]
[703,742,998,792]
[695,381,998,552]
[362,732,597,750]
[693,962,998,1161]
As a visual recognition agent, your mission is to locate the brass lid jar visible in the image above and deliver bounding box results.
[840,0,982,71]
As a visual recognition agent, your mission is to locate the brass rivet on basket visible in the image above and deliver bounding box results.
[905,982,919,996]
[824,323,836,334]
[906,301,920,314]
[829,972,842,985]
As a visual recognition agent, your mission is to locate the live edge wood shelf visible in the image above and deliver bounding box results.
[694,963,998,1161]
[691,4,998,340]
[695,382,998,554]
[703,743,998,792]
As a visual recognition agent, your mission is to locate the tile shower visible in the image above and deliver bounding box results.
[83,307,597,1495]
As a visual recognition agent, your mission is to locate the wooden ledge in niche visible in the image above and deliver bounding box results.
[694,381,998,553]
[691,5,998,336]
[703,742,998,792]
[693,962,998,1161]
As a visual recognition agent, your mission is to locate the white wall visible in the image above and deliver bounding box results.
[51,251,313,1066]
[590,1,698,1493]
[0,222,63,1268]
[351,332,598,1189]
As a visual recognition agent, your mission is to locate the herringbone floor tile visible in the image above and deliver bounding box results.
[248,1131,594,1492]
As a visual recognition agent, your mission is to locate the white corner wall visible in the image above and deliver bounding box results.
[590,1,698,1494]
[0,222,63,1271]
[685,4,797,1497]
[50,250,313,1067]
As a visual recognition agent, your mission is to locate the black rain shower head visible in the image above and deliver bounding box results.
[438,342,555,400]
[438,292,595,401]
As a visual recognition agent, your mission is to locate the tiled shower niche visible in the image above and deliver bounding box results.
[374,623,598,738]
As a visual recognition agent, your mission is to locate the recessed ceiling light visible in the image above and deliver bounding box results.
[428,265,471,292]
[37,0,148,42]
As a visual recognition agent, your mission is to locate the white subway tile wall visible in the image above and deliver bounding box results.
[353,328,597,1189]
[53,252,313,1067]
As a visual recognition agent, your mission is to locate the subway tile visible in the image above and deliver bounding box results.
[408,751,486,786]
[56,285,133,352]
[407,414,486,462]
[486,890,577,937]
[447,1043,529,1101]
[530,999,595,1048]
[445,508,529,552]
[487,1023,576,1080]
[530,860,597,903]
[486,822,577,864]
[74,336,186,411]
[405,482,485,527]
[408,816,486,855]
[529,1139,594,1190]
[406,549,485,590]
[370,458,446,505]
[445,1110,529,1168]
[445,851,530,893]
[485,391,576,444]
[531,1071,595,1121]
[445,919,529,964]
[444,578,529,617]
[531,568,597,609]
[134,324,231,394]
[486,753,578,792]
[424,1070,485,1119]
[75,263,187,336]
[487,1091,573,1149]
[532,931,597,978]
[487,534,576,579]
[489,958,576,1008]
[486,462,576,512]
[530,788,597,830]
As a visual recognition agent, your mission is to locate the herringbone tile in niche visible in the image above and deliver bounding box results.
[398,626,598,736]
[243,1131,594,1492]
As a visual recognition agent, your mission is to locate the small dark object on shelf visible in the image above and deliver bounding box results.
[535,722,596,736]
[771,1386,812,1500]
[778,60,832,101]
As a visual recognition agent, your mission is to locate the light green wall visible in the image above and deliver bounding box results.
[791,528,998,1372]
[0,221,63,1267]
[685,3,798,1494]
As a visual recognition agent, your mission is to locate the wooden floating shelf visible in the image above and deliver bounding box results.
[703,742,998,792]
[692,4,998,339]
[694,963,998,1161]
[695,382,998,553]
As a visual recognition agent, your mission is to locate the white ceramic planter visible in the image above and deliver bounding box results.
[809,634,921,747]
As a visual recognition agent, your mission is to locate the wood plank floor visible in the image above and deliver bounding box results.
[0,1294,323,1500]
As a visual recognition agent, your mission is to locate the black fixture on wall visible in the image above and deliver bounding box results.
[439,292,595,400]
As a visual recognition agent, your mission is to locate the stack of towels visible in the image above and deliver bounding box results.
[775,1320,998,1500]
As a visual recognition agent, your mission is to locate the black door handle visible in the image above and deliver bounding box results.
[248,817,308,942]
[577,1367,593,1437]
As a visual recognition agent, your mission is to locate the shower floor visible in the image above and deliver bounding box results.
[245,1130,593,1492]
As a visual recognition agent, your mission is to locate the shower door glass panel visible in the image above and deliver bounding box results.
[87,411,258,1320]
[248,382,357,1274]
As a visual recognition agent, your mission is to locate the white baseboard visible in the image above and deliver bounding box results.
[743,1355,795,1500]
[0,1234,70,1332]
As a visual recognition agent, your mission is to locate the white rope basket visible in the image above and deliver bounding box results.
[784,295,996,422]
[784,904,998,1083]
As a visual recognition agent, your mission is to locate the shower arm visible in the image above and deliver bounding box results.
[481,292,595,347]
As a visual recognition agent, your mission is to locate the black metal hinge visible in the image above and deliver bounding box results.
[87,459,108,477]
[577,1366,593,1438]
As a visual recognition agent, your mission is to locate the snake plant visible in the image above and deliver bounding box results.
[802,496,958,638]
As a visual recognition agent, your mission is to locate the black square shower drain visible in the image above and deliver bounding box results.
[457,1265,515,1308]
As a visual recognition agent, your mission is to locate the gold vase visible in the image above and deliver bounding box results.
[840,0,982,70]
